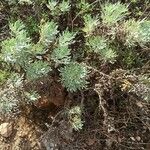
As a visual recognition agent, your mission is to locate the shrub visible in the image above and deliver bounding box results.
[1,0,149,124]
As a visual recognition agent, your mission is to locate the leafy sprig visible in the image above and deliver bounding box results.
[60,62,88,92]
[101,2,128,26]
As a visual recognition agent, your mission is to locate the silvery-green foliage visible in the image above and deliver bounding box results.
[9,20,31,50]
[1,20,31,67]
[124,19,143,46]
[26,61,51,80]
[0,74,23,116]
[124,19,150,47]
[25,90,41,103]
[59,0,70,13]
[58,29,76,47]
[0,89,19,116]
[86,36,117,63]
[60,62,88,92]
[8,73,24,88]
[18,0,32,4]
[46,0,70,16]
[31,43,47,55]
[46,0,58,13]
[68,106,84,131]
[101,2,128,26]
[52,46,71,64]
[39,21,58,46]
[139,20,150,44]
[9,20,25,36]
[1,38,20,63]
[83,14,99,36]
[86,36,107,53]
[1,37,30,65]
[100,48,117,63]
[0,70,10,84]
[5,0,17,4]
[77,0,92,12]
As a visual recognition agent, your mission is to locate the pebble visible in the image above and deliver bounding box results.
[0,122,13,138]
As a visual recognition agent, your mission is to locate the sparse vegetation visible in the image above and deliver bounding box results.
[0,0,150,149]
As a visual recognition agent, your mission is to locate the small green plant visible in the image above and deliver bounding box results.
[124,19,141,46]
[9,20,26,36]
[68,106,84,131]
[101,2,128,26]
[77,0,92,12]
[59,0,70,13]
[46,0,70,16]
[83,14,99,36]
[25,90,41,103]
[31,43,46,55]
[123,19,150,46]
[51,29,76,65]
[60,62,88,92]
[39,21,58,46]
[1,20,31,68]
[1,0,149,135]
[18,0,32,4]
[52,46,71,65]
[0,70,10,84]
[0,73,23,116]
[86,36,117,63]
[58,29,76,47]
[139,20,150,44]
[26,61,51,80]
[86,36,107,52]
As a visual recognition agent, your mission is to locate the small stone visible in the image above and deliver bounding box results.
[130,137,136,141]
[0,122,13,138]
[136,102,143,108]
[136,136,141,141]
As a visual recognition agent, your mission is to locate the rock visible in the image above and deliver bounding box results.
[136,136,141,141]
[0,122,13,138]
